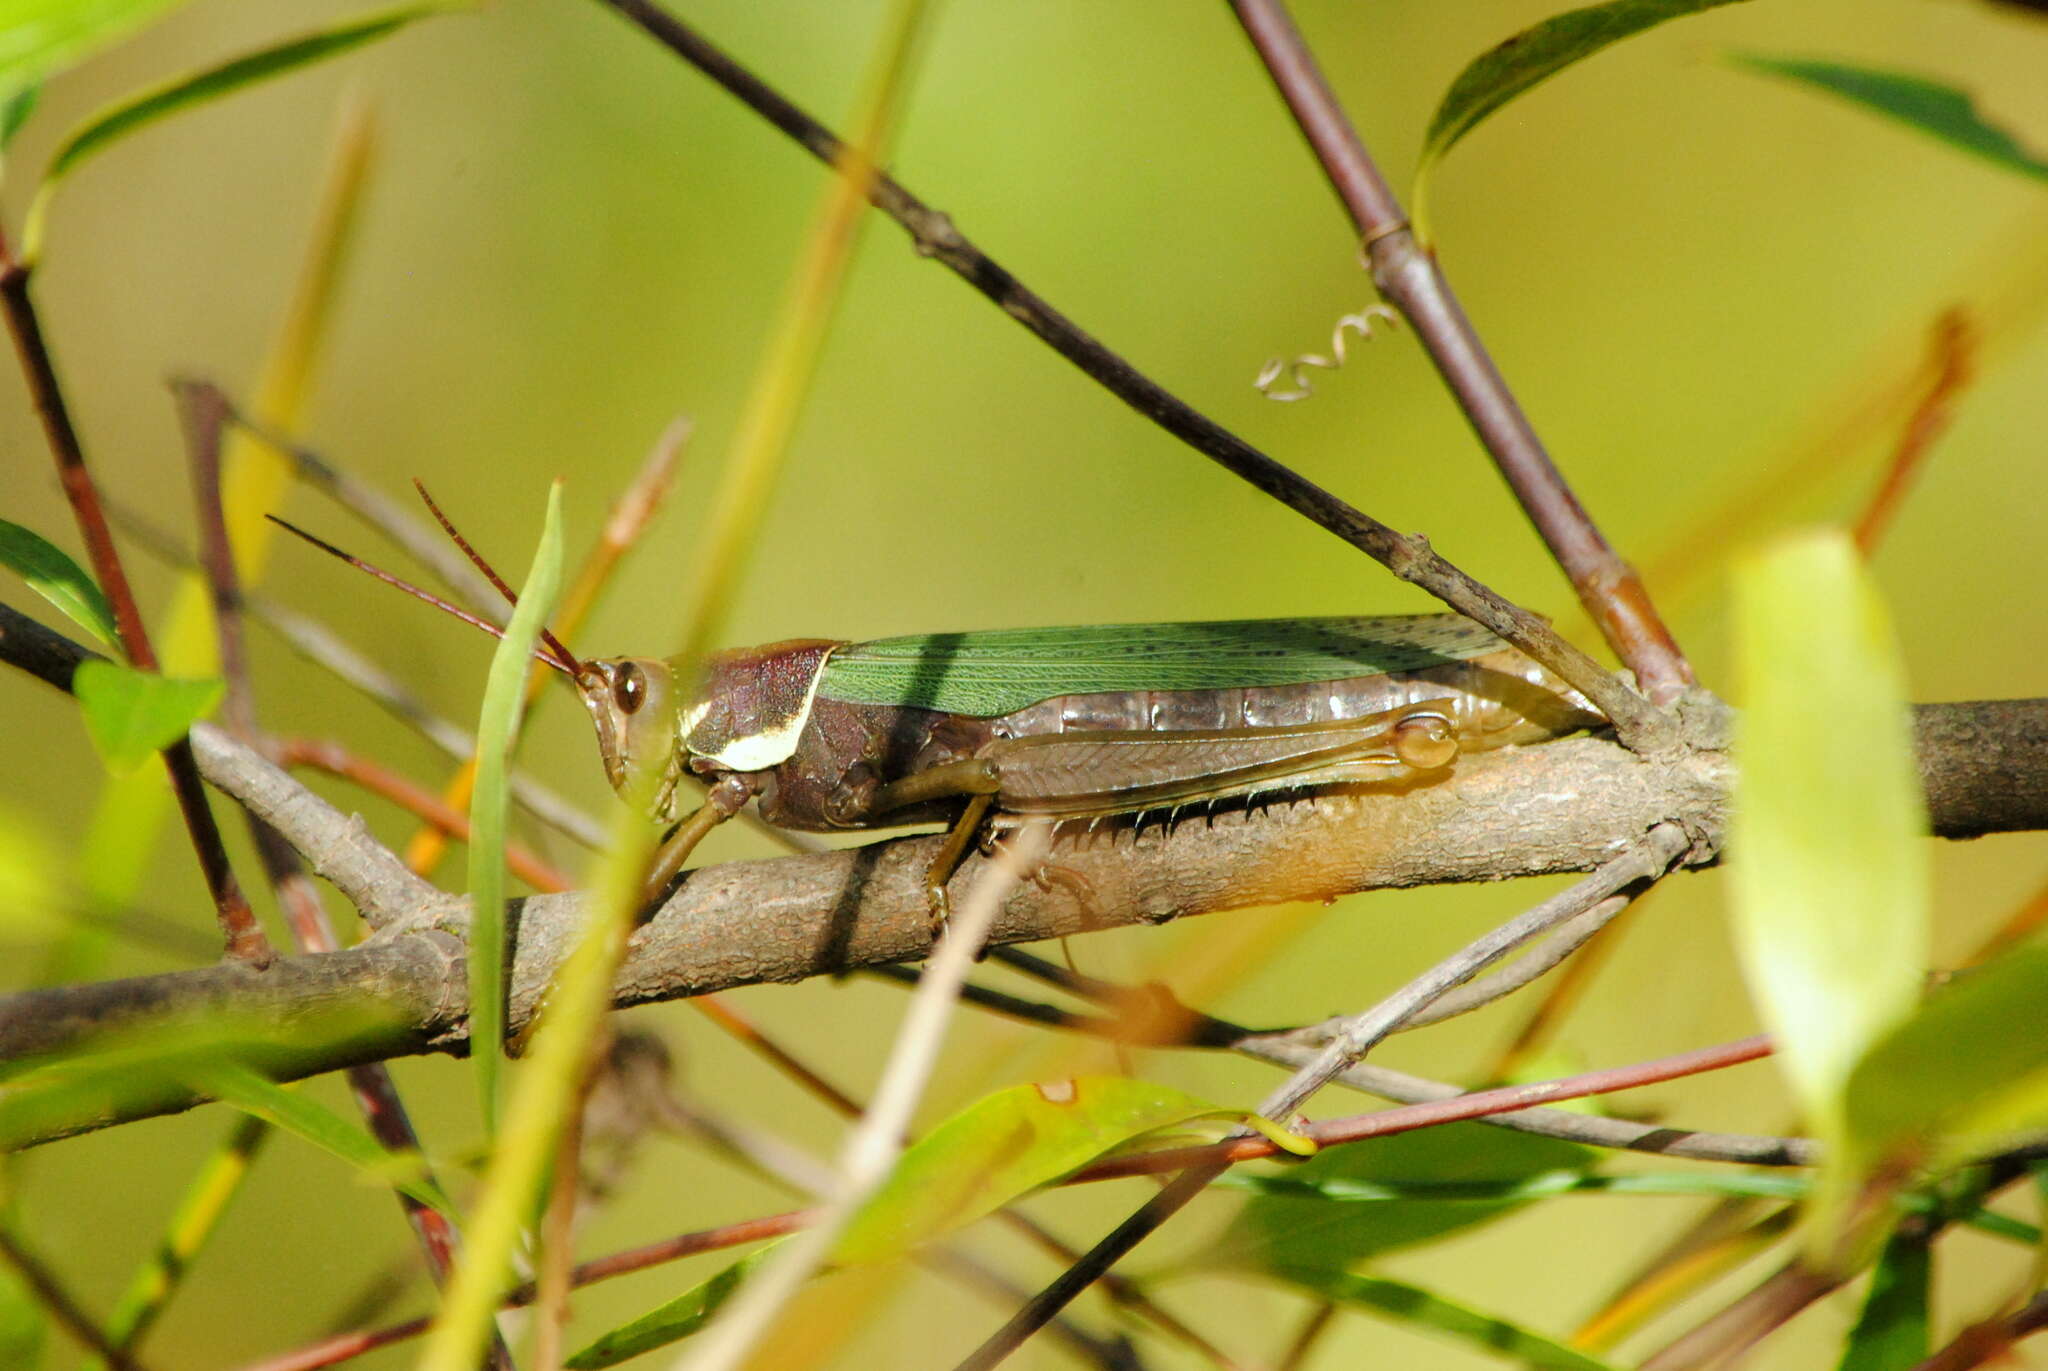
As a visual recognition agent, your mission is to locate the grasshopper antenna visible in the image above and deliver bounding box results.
[412,480,580,676]
[265,514,580,676]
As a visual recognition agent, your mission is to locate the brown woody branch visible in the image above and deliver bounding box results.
[5,601,2047,1145]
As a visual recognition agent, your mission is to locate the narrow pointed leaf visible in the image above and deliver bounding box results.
[72,660,222,774]
[183,1061,458,1220]
[468,481,565,1134]
[1837,1227,1930,1371]
[0,83,37,149]
[1730,529,1928,1245]
[834,1077,1233,1266]
[1206,1123,1592,1275]
[0,517,117,646]
[1415,0,1750,227]
[21,2,452,263]
[1284,1269,1623,1371]
[1732,55,2048,185]
[565,1245,777,1369]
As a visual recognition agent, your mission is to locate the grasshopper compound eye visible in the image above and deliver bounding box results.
[1392,711,1459,771]
[614,661,648,715]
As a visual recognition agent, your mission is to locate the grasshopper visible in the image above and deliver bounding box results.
[273,509,1602,922]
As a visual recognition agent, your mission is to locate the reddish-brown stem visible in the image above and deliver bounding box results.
[1225,0,1692,704]
[1852,309,1975,557]
[1639,1257,1838,1371]
[178,382,502,1360]
[957,1030,1768,1371]
[272,737,575,892]
[0,244,270,965]
[688,993,865,1116]
[590,0,1672,753]
[1911,1289,2048,1371]
[236,1033,1773,1371]
[1966,872,2048,967]
[234,1209,814,1371]
[1075,1033,1773,1183]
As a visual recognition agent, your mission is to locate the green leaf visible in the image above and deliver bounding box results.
[1730,529,1928,1247]
[1838,1227,1930,1371]
[1414,0,1751,232]
[0,82,36,149]
[0,517,117,646]
[1284,1269,1623,1371]
[1844,944,2048,1167]
[20,2,455,264]
[1848,1223,1938,1371]
[834,1077,1235,1266]
[184,1061,458,1221]
[467,482,565,1136]
[0,0,184,97]
[71,660,221,774]
[1204,1123,1593,1276]
[565,1245,778,1369]
[1731,55,2048,186]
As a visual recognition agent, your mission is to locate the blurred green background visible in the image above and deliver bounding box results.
[2,0,2046,1367]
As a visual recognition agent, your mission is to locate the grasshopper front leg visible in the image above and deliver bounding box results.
[642,773,759,909]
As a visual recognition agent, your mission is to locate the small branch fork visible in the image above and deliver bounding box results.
[177,382,500,1357]
[1226,0,1693,704]
[4,602,2045,1131]
[589,0,1673,754]
[0,235,271,965]
[233,1030,1775,1371]
[951,826,1694,1370]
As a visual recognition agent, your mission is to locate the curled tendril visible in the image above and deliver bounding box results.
[1253,303,1400,403]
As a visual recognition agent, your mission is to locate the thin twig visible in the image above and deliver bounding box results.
[221,403,502,613]
[179,381,499,1356]
[233,1211,817,1371]
[1852,309,1976,557]
[273,736,575,892]
[96,495,617,850]
[1224,0,1690,702]
[953,825,1693,1368]
[589,0,1672,753]
[1267,824,1687,1120]
[681,826,1048,1371]
[1071,1034,1775,1183]
[0,1228,151,1371]
[0,242,271,963]
[1486,889,1651,1082]
[6,600,2040,1143]
[1911,1287,2048,1371]
[1341,889,1635,1032]
[1638,1256,1837,1371]
[401,417,690,878]
[235,1033,1776,1371]
[1274,1302,1336,1371]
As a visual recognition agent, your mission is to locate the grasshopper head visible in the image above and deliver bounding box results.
[576,657,683,817]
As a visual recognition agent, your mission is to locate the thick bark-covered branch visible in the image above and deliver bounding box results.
[4,600,2047,1143]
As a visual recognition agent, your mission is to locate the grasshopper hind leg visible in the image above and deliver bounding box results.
[925,793,996,940]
